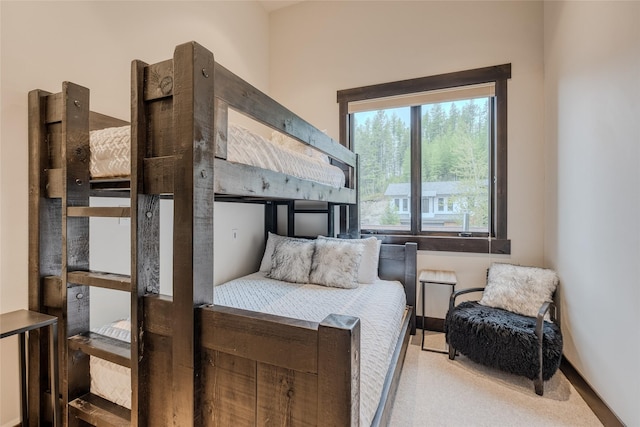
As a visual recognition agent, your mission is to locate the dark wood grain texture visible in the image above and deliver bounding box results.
[68,393,130,427]
[68,332,131,368]
[28,88,53,425]
[318,314,360,426]
[60,82,92,425]
[171,41,215,427]
[131,57,159,427]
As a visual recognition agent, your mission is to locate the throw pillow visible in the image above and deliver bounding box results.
[267,238,315,284]
[318,236,381,283]
[479,263,558,319]
[259,232,308,273]
[309,238,364,289]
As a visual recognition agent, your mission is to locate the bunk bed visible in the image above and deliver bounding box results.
[28,41,417,427]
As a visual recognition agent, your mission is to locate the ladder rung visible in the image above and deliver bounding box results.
[90,178,131,190]
[69,393,131,426]
[68,332,131,368]
[67,206,131,218]
[67,271,131,292]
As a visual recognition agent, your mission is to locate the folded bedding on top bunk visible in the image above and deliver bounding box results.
[89,124,346,187]
[89,273,406,425]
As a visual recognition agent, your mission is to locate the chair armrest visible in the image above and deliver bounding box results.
[448,287,485,313]
[535,301,556,337]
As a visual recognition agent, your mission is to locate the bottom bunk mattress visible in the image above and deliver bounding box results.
[90,272,407,425]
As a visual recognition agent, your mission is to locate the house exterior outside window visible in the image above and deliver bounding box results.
[338,64,511,254]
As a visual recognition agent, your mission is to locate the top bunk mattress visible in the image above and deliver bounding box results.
[89,124,346,188]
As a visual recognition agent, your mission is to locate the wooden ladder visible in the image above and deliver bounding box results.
[29,82,131,426]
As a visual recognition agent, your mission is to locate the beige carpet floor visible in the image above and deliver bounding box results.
[388,333,603,426]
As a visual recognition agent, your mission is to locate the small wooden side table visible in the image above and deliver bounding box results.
[420,269,457,353]
[1,309,60,427]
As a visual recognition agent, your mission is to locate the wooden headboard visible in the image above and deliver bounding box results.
[378,242,417,334]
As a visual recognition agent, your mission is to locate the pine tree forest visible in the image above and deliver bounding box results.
[354,98,490,230]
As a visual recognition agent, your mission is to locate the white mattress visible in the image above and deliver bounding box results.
[90,319,132,409]
[89,124,345,188]
[90,273,407,425]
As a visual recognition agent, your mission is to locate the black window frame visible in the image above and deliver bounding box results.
[337,64,511,254]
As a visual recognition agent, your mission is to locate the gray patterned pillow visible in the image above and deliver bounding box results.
[309,238,364,289]
[479,263,558,319]
[267,238,315,283]
[260,232,310,272]
[318,236,381,283]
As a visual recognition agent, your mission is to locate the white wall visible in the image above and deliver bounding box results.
[0,2,269,425]
[544,2,640,425]
[269,1,546,318]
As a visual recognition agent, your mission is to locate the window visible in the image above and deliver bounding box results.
[337,65,511,254]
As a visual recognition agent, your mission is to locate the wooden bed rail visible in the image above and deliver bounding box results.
[134,41,356,200]
[213,63,356,168]
[136,49,355,170]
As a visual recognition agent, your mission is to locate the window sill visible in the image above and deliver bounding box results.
[369,234,511,254]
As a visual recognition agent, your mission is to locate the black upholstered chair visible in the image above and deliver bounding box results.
[444,263,563,396]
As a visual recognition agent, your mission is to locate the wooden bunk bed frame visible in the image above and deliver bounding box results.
[28,41,417,427]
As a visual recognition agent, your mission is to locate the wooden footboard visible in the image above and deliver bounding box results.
[143,296,360,426]
[143,298,412,427]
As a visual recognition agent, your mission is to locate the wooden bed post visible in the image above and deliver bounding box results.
[28,88,55,426]
[130,58,160,426]
[28,83,92,426]
[171,41,215,426]
[317,314,361,426]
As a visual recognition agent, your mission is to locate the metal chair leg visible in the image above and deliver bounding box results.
[534,378,544,396]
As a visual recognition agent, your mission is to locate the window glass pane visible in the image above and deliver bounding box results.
[353,107,411,231]
[421,98,490,233]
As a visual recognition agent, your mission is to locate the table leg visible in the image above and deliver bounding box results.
[421,281,426,351]
[19,332,27,426]
[49,322,61,427]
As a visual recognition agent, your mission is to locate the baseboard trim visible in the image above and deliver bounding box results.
[559,358,624,427]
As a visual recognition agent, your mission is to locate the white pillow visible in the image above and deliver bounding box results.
[260,232,309,273]
[479,263,558,319]
[309,238,364,289]
[318,236,381,283]
[267,238,315,284]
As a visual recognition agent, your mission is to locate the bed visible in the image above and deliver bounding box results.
[91,267,409,426]
[27,41,415,427]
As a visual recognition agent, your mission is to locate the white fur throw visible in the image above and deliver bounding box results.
[267,238,315,284]
[309,238,364,289]
[260,232,309,273]
[479,263,558,319]
[318,236,381,284]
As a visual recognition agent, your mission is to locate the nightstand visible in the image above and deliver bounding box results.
[420,269,457,353]
[1,309,60,427]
